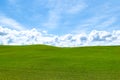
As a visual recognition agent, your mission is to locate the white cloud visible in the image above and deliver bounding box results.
[67,2,87,14]
[0,15,25,30]
[43,0,87,29]
[43,10,60,29]
[0,26,120,47]
[96,17,117,28]
[73,2,120,33]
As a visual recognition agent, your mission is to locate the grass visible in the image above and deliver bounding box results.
[0,45,120,80]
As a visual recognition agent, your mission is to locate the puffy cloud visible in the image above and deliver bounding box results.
[0,26,120,47]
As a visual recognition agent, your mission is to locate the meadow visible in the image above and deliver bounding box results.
[0,45,120,80]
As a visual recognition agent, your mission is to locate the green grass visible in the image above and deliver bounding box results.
[0,45,120,80]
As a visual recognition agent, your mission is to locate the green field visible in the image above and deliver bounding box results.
[0,45,120,80]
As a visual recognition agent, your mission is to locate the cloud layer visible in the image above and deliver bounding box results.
[0,26,120,47]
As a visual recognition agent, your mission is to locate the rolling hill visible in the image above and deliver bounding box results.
[0,45,120,80]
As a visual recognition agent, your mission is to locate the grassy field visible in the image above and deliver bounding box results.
[0,45,120,80]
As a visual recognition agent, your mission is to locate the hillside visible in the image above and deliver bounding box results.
[0,45,120,80]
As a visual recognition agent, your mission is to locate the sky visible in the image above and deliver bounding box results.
[0,0,120,47]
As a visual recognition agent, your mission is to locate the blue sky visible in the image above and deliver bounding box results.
[0,0,120,35]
